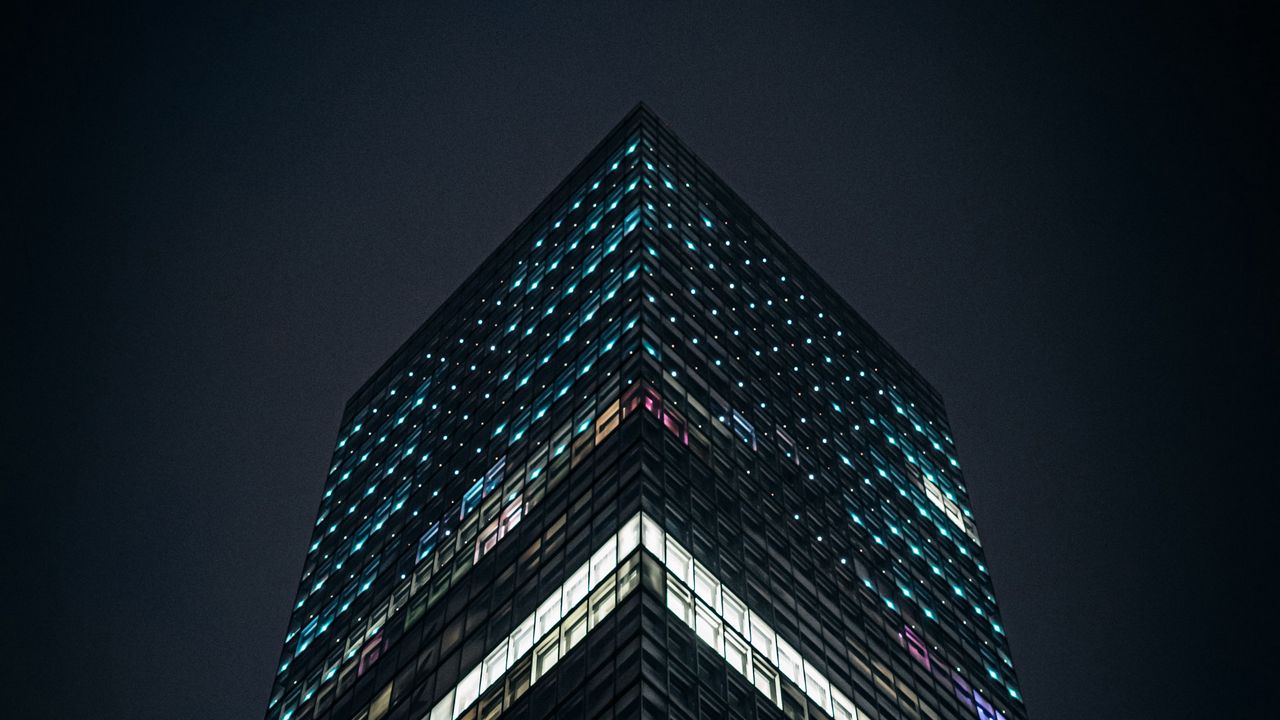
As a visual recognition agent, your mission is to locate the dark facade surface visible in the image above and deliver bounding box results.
[265,105,1026,720]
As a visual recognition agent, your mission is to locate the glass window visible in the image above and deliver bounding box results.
[804,661,832,715]
[665,539,691,584]
[776,636,805,690]
[533,634,560,682]
[831,687,859,720]
[723,630,750,676]
[429,689,454,720]
[617,556,640,597]
[589,536,617,586]
[563,564,590,610]
[481,641,509,688]
[748,612,775,662]
[590,577,617,624]
[693,562,719,611]
[751,659,780,707]
[511,615,535,659]
[453,665,482,717]
[536,591,563,636]
[417,523,440,562]
[641,514,665,558]
[666,583,693,625]
[369,683,392,720]
[563,606,588,650]
[618,514,641,556]
[694,601,722,650]
[721,588,748,637]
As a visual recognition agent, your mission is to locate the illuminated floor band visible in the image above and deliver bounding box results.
[426,511,875,720]
[426,515,642,720]
[643,514,870,720]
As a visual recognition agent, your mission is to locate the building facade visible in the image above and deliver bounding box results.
[265,104,1026,720]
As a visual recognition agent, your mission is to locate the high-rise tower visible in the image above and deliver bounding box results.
[265,104,1025,720]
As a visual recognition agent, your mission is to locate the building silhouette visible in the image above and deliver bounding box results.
[266,104,1026,720]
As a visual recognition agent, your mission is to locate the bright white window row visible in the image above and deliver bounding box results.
[424,514,643,720]
[645,514,871,720]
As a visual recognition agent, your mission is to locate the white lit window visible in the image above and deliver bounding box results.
[722,589,748,637]
[536,590,563,636]
[749,612,776,662]
[453,665,481,717]
[752,659,780,706]
[589,536,617,587]
[564,564,590,609]
[723,630,750,676]
[831,688,860,720]
[804,660,833,715]
[481,641,509,688]
[776,636,805,690]
[647,515,859,720]
[693,562,719,611]
[618,515,641,556]
[665,539,691,584]
[694,601,722,650]
[429,689,454,720]
[641,514,665,558]
[511,615,535,658]
[666,583,693,625]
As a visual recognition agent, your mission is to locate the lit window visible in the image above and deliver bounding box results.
[564,565,590,610]
[749,612,776,662]
[452,665,481,717]
[751,659,780,706]
[694,602,722,649]
[723,630,750,675]
[618,515,641,557]
[535,591,563,636]
[665,539,691,584]
[666,583,693,624]
[429,689,454,720]
[481,641,509,688]
[831,688,860,720]
[804,661,833,715]
[369,683,392,720]
[589,577,617,624]
[562,606,588,649]
[589,536,617,586]
[641,515,665,558]
[533,635,560,681]
[776,636,805,690]
[693,563,719,611]
[721,589,748,637]
[511,615,535,658]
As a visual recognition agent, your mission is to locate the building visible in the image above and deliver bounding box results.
[265,104,1026,720]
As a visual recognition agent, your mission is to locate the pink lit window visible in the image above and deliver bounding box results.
[901,625,930,670]
[662,408,689,444]
[473,497,524,563]
[358,634,383,676]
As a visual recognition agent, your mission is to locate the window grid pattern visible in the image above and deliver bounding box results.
[264,105,1025,720]
[621,109,1024,719]
[267,113,653,719]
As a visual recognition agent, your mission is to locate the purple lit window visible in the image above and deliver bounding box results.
[901,625,930,670]
[952,670,974,709]
[974,690,997,720]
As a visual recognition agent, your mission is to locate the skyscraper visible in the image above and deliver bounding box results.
[265,104,1026,720]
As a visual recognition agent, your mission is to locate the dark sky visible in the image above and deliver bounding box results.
[13,2,1271,719]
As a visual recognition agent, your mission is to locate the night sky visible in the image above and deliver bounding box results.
[13,2,1271,719]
